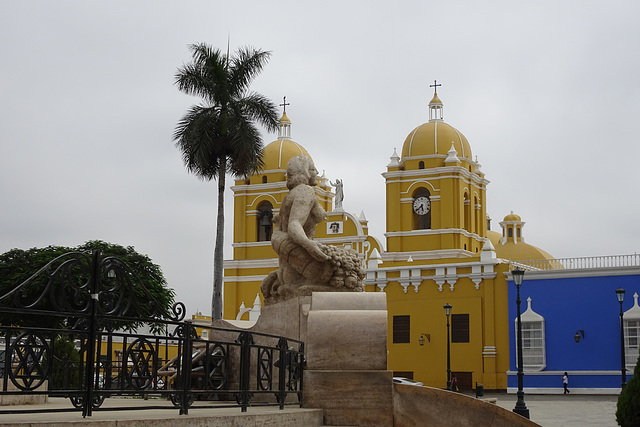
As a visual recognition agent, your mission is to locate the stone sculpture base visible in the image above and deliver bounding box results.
[302,293,392,426]
[244,292,393,426]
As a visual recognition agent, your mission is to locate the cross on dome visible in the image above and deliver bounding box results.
[430,80,441,94]
[279,96,290,113]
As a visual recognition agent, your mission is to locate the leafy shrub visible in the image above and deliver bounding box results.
[616,354,640,426]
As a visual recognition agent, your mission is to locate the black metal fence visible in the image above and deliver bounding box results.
[0,251,303,417]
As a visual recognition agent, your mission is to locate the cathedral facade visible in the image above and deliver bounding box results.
[222,89,640,393]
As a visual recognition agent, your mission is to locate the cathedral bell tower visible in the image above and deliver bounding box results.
[382,83,489,260]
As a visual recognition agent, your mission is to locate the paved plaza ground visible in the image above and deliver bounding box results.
[0,393,621,426]
[488,393,619,427]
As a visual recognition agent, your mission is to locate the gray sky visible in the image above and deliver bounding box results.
[2,1,639,316]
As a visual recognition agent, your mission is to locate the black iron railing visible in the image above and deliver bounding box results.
[0,251,303,417]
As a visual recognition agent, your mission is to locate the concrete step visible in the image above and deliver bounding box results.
[0,397,324,426]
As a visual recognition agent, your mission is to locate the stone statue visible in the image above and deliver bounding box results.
[330,179,344,211]
[261,156,364,305]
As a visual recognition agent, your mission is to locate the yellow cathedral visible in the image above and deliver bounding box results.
[222,88,554,392]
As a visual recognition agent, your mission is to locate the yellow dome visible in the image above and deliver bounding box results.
[261,139,311,171]
[401,121,472,160]
[503,212,522,221]
[487,231,555,261]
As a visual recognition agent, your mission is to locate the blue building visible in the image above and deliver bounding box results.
[507,257,640,394]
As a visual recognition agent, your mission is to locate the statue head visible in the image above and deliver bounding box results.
[286,155,318,190]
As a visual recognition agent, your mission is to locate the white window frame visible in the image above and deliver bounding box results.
[625,319,640,369]
[515,319,546,372]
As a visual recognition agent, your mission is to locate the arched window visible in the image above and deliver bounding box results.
[418,161,425,169]
[474,197,481,234]
[257,201,273,242]
[262,176,268,183]
[463,193,471,231]
[412,188,431,230]
[508,228,513,238]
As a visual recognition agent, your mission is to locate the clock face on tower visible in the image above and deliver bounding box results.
[413,196,430,215]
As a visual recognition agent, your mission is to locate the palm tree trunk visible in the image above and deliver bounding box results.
[212,155,226,320]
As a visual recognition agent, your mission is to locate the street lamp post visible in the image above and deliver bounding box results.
[512,267,530,419]
[616,287,627,389]
[444,303,452,391]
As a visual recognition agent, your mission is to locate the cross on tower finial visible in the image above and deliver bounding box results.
[430,80,441,94]
[279,96,290,113]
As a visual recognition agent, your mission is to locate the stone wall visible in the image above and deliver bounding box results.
[393,383,539,427]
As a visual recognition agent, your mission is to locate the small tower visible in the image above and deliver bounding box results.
[500,212,525,245]
[428,80,444,122]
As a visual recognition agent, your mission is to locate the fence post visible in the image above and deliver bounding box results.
[276,337,288,410]
[178,320,194,415]
[237,330,253,412]
[82,250,100,418]
[297,342,304,404]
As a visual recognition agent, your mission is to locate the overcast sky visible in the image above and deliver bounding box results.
[2,1,639,316]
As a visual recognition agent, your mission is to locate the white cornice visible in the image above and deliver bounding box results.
[223,258,279,269]
[502,266,640,280]
[402,154,472,164]
[233,186,288,195]
[382,165,489,184]
[231,181,286,191]
[223,275,269,283]
[380,249,497,264]
[384,174,489,188]
[232,241,276,249]
[384,228,484,241]
[246,208,281,216]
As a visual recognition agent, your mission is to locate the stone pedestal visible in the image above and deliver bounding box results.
[302,292,393,427]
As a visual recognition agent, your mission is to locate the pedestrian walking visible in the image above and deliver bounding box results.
[562,372,570,394]
[451,375,458,392]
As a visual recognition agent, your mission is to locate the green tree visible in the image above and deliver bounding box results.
[50,336,81,390]
[0,240,175,329]
[173,43,278,319]
[617,354,640,426]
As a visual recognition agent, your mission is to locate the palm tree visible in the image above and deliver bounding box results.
[173,43,278,319]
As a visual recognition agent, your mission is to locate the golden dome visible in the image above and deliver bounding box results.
[401,121,472,160]
[503,212,522,222]
[486,230,555,261]
[260,111,312,171]
[261,139,311,171]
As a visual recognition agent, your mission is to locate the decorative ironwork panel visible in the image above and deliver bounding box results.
[8,332,50,391]
[258,347,273,391]
[123,338,156,390]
